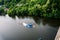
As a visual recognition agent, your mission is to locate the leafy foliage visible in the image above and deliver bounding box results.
[0,7,4,13]
[3,0,60,18]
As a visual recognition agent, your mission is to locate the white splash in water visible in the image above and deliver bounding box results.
[22,22,28,27]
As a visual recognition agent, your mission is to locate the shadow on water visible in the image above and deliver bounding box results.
[32,17,60,27]
[8,15,60,27]
[43,19,60,27]
[3,15,60,27]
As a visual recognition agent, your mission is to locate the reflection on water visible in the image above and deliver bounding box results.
[0,15,59,40]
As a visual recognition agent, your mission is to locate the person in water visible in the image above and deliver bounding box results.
[22,22,33,28]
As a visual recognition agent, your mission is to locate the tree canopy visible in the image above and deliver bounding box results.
[0,0,60,18]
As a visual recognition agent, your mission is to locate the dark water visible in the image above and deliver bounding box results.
[0,15,59,40]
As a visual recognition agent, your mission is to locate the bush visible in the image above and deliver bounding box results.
[6,0,60,18]
[0,7,4,15]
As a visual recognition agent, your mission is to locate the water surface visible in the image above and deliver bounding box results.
[0,15,59,40]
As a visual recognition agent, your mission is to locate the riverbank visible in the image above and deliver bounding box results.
[55,27,60,40]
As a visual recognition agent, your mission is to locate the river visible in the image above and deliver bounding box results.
[0,15,59,40]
